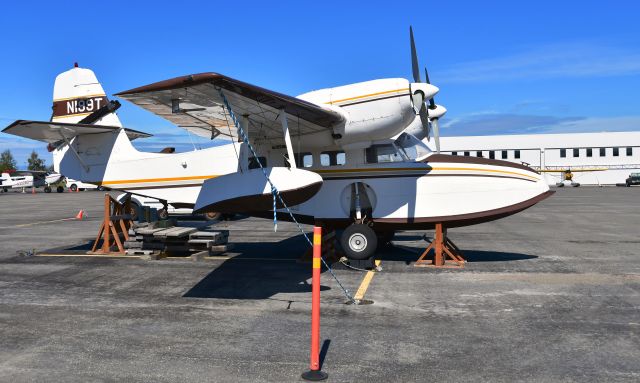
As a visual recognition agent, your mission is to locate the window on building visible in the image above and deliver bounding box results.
[321,150,345,166]
[476,151,483,157]
[248,156,267,169]
[613,147,619,157]
[627,147,633,156]
[295,152,313,168]
[586,148,592,157]
[451,151,458,156]
[464,151,470,156]
[600,147,606,157]
[560,148,566,158]
[514,150,521,159]
[489,151,495,159]
[573,148,579,157]
[501,150,508,159]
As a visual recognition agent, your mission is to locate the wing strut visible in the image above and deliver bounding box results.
[279,110,296,169]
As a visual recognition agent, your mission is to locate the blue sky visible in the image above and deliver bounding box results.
[1,1,639,168]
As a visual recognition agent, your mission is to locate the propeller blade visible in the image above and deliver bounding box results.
[410,26,421,83]
[432,118,441,153]
[419,107,431,141]
[425,67,436,108]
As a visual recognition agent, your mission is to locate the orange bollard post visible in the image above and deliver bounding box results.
[302,226,328,381]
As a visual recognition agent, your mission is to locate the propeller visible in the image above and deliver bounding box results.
[409,26,446,153]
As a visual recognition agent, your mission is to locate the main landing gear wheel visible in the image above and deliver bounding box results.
[158,208,169,220]
[56,186,64,193]
[44,186,51,193]
[69,184,78,192]
[341,224,378,260]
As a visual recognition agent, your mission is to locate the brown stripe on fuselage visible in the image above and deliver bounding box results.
[424,153,539,173]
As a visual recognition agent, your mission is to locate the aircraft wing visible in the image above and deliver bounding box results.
[2,120,152,143]
[115,73,345,141]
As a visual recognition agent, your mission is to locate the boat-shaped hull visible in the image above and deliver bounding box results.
[194,167,323,214]
[287,154,553,229]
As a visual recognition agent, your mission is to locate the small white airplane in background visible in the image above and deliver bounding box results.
[3,27,552,259]
[1,171,64,193]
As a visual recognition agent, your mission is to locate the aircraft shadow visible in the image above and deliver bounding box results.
[378,243,538,263]
[183,234,330,300]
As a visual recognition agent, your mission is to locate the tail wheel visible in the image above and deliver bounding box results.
[128,202,140,221]
[340,223,378,260]
[204,211,222,221]
[158,208,169,220]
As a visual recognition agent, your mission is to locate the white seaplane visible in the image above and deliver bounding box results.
[3,28,552,259]
[1,171,64,193]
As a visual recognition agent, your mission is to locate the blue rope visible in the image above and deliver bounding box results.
[217,88,355,303]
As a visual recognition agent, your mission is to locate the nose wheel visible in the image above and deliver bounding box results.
[340,223,378,260]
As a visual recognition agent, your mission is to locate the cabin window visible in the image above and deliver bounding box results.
[476,151,483,157]
[514,150,521,159]
[627,147,633,156]
[464,151,470,157]
[295,152,313,168]
[613,147,619,157]
[586,148,593,157]
[501,150,508,159]
[560,149,566,158]
[365,145,403,164]
[248,156,267,169]
[394,133,431,161]
[451,151,457,156]
[320,151,345,166]
[599,147,606,157]
[489,151,495,159]
[573,148,579,157]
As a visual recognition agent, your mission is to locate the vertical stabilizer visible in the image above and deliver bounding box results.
[51,64,122,127]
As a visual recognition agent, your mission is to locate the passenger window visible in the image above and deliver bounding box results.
[586,148,592,157]
[613,147,619,157]
[451,151,458,156]
[599,147,606,157]
[573,148,579,157]
[560,149,566,158]
[464,151,470,156]
[321,150,346,166]
[476,151,483,157]
[248,156,267,169]
[514,150,521,159]
[627,147,633,156]
[365,145,402,163]
[489,151,495,159]
[320,153,330,166]
[295,152,313,168]
[501,150,508,159]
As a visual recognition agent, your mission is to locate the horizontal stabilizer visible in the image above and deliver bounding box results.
[2,120,152,143]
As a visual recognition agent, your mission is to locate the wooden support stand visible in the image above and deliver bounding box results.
[415,223,466,268]
[89,194,132,255]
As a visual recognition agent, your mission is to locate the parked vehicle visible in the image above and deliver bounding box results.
[626,173,640,187]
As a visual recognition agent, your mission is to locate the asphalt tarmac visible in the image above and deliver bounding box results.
[0,187,638,382]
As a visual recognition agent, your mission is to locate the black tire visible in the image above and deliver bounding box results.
[44,186,51,193]
[97,186,105,191]
[203,211,222,221]
[158,208,169,220]
[340,224,378,260]
[70,184,78,192]
[56,186,64,193]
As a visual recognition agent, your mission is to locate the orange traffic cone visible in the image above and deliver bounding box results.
[75,210,84,220]
[31,187,35,194]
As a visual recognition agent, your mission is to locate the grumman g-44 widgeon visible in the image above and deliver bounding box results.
[3,28,553,260]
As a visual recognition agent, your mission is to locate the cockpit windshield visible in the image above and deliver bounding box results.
[394,132,432,161]
[365,133,432,163]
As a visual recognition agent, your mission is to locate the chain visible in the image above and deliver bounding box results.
[216,88,356,303]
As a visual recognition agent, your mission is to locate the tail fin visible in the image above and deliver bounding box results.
[1,173,10,180]
[51,64,122,127]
